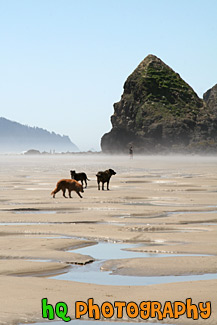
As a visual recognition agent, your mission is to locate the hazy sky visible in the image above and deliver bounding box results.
[0,0,217,151]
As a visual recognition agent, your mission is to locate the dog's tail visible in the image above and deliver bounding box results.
[87,178,90,181]
[51,187,58,198]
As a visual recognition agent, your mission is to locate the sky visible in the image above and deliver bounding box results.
[0,0,217,151]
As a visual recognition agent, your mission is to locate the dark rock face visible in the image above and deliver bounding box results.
[203,84,217,113]
[101,55,217,153]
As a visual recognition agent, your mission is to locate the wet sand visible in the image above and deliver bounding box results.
[0,154,216,324]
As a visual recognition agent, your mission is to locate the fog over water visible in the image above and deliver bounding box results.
[1,153,217,171]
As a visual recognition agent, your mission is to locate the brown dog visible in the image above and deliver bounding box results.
[51,179,84,198]
[96,169,116,190]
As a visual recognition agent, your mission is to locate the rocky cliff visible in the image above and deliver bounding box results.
[203,84,217,113]
[0,117,79,153]
[101,55,217,153]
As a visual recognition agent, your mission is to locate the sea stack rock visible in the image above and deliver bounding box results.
[203,84,217,113]
[101,54,216,153]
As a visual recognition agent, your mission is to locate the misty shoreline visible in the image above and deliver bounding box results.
[2,151,217,157]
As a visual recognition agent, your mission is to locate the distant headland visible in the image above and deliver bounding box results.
[0,117,79,153]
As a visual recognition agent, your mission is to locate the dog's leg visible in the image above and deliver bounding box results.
[76,191,83,198]
[85,179,87,188]
[62,188,67,198]
[102,182,105,190]
[68,190,72,198]
[107,181,110,190]
[97,180,100,190]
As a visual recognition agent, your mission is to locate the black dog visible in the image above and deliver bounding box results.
[96,169,116,190]
[70,170,90,188]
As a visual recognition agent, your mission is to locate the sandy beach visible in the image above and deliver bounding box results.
[0,154,216,324]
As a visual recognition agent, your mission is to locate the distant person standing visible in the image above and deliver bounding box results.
[129,145,133,159]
